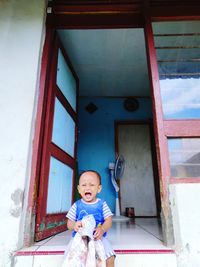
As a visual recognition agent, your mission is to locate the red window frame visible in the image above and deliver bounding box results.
[145,16,200,185]
[164,121,200,184]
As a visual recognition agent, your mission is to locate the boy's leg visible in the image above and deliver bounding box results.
[106,255,115,267]
[101,237,115,266]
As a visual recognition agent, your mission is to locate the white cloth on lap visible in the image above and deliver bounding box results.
[62,215,106,267]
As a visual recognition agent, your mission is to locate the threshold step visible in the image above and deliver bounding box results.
[115,249,177,267]
[14,249,177,267]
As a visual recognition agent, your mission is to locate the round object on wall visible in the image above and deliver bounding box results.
[124,98,139,112]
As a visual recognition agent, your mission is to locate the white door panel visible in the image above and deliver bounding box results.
[118,124,157,216]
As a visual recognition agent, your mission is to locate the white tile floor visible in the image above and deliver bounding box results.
[109,218,167,250]
[19,218,169,253]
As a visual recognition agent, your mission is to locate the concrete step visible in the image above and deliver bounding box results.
[14,249,177,267]
[115,250,177,267]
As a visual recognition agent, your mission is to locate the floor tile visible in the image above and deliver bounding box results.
[17,246,39,252]
[33,255,63,267]
[14,255,33,267]
[35,236,54,246]
[36,245,65,252]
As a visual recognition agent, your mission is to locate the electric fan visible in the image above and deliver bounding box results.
[109,155,130,221]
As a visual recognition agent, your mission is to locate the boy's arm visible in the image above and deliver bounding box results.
[101,215,112,232]
[94,215,112,240]
[67,218,82,232]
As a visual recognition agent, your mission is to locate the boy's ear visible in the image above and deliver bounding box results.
[77,185,80,194]
[98,185,102,193]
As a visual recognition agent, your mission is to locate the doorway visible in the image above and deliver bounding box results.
[116,122,160,217]
[35,27,163,242]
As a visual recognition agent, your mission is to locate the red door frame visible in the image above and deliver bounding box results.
[144,16,168,205]
[25,29,56,246]
[26,1,200,245]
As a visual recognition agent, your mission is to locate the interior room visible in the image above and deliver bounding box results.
[32,27,166,252]
[60,28,158,211]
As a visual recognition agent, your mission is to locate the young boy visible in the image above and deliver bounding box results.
[67,170,115,267]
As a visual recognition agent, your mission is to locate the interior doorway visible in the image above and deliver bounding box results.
[35,27,163,242]
[116,122,160,217]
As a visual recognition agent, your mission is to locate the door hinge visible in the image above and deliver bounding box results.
[47,7,52,14]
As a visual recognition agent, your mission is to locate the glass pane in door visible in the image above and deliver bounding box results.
[57,49,77,111]
[52,98,75,157]
[46,156,73,213]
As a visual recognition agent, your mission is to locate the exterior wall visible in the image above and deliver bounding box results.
[77,97,152,212]
[0,1,46,266]
[169,184,200,267]
[0,2,200,267]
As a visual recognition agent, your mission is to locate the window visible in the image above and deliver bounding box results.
[168,138,200,178]
[153,21,200,119]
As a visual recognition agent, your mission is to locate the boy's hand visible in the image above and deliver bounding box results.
[93,226,104,240]
[74,220,83,232]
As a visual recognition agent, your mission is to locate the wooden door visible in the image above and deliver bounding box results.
[117,123,157,216]
[35,34,78,241]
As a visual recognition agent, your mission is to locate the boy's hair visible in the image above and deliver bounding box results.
[79,170,101,185]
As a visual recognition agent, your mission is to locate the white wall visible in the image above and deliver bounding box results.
[0,1,46,266]
[169,184,200,267]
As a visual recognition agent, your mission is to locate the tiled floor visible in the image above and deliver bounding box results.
[19,218,169,253]
[109,218,166,250]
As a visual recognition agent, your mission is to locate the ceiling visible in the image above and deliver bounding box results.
[58,29,150,97]
[58,21,200,97]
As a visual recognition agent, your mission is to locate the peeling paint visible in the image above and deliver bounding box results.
[10,189,24,217]
[46,220,66,229]
[11,188,24,206]
[39,222,45,231]
[10,207,22,218]
[185,243,190,253]
[172,198,175,207]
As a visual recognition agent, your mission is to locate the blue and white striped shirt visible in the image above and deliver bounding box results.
[67,198,113,237]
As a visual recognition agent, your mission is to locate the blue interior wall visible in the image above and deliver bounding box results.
[77,97,152,212]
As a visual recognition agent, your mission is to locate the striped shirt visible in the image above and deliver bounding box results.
[67,198,113,237]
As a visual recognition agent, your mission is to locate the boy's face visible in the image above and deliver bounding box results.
[78,171,102,203]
